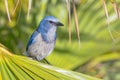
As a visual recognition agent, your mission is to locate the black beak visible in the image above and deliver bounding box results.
[56,22,64,26]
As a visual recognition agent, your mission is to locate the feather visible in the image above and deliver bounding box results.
[26,31,39,51]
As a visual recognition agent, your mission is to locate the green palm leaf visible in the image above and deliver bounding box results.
[0,44,101,80]
[46,0,120,70]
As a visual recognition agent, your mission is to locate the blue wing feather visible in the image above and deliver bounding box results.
[26,31,39,51]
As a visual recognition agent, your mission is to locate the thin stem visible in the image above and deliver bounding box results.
[66,0,72,44]
[72,0,80,46]
[4,0,11,22]
[102,0,115,42]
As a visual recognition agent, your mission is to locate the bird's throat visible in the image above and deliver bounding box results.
[41,27,57,43]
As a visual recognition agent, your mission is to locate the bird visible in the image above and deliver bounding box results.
[24,16,64,61]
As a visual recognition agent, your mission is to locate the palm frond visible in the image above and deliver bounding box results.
[0,44,101,80]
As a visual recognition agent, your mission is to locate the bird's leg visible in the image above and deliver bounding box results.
[42,58,51,65]
[32,56,50,64]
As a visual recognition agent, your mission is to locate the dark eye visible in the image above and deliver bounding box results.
[49,21,54,24]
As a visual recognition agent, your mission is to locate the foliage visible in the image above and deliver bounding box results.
[0,44,101,80]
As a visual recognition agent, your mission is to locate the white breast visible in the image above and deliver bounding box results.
[27,32,55,60]
[46,26,57,42]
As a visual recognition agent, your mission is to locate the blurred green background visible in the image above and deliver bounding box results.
[0,0,120,80]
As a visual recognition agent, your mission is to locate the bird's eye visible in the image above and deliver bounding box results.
[49,21,53,24]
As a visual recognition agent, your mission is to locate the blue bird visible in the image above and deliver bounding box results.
[25,16,63,61]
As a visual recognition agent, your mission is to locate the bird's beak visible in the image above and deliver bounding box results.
[56,22,64,26]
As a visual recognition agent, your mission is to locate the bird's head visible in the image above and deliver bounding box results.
[37,16,64,33]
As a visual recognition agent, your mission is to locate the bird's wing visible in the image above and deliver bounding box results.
[26,31,39,51]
